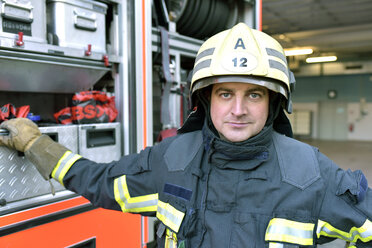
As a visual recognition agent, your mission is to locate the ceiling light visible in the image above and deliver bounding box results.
[306,56,337,63]
[284,48,313,56]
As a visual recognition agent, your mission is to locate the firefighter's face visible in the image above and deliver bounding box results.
[210,82,269,142]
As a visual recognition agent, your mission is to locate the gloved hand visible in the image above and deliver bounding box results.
[0,118,41,152]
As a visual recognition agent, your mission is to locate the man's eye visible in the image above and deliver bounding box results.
[221,93,231,98]
[250,93,261,99]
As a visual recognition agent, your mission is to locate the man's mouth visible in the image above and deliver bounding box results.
[226,121,250,128]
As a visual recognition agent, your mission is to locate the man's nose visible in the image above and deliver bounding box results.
[231,96,247,116]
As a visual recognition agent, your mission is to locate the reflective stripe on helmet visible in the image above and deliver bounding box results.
[192,59,212,77]
[268,60,289,79]
[265,218,314,246]
[194,47,215,64]
[51,151,82,185]
[114,175,158,213]
[317,219,372,243]
[266,48,287,65]
[157,200,185,233]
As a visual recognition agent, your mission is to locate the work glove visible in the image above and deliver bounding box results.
[0,118,41,152]
[0,118,70,189]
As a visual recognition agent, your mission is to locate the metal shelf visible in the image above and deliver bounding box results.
[152,27,203,58]
[0,48,111,93]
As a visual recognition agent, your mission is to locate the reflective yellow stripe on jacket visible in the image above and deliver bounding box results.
[268,242,286,248]
[51,151,82,186]
[157,200,185,233]
[265,218,314,246]
[317,219,372,243]
[165,228,177,248]
[114,175,158,213]
[114,175,185,233]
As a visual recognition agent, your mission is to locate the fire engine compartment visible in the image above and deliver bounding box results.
[0,0,122,215]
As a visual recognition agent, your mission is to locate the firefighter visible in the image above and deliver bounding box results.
[1,23,372,247]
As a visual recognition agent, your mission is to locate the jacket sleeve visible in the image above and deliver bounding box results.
[51,137,174,216]
[317,152,372,247]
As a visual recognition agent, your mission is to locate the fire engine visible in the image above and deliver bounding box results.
[0,0,260,246]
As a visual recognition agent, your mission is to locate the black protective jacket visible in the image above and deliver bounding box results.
[54,124,372,247]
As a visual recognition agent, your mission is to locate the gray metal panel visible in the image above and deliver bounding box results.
[78,122,121,163]
[46,0,107,53]
[0,49,110,93]
[0,125,78,205]
[40,125,78,153]
[0,0,47,44]
[152,27,203,57]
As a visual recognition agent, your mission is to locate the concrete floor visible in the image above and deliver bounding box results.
[300,139,372,248]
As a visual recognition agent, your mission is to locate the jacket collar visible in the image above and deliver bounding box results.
[202,120,272,170]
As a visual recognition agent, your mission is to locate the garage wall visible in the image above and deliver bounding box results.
[292,74,372,103]
[347,103,372,141]
[290,73,372,141]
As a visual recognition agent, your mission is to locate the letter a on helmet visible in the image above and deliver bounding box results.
[191,23,295,113]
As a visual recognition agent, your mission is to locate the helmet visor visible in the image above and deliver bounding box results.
[192,75,288,99]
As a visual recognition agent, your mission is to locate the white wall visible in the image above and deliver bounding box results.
[291,102,372,141]
[347,102,372,141]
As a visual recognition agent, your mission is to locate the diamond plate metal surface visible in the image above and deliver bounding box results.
[0,147,64,203]
[0,125,78,204]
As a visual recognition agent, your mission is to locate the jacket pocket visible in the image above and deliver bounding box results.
[231,212,271,248]
[231,213,315,248]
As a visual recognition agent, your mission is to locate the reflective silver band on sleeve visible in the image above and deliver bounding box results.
[317,219,372,243]
[51,151,82,185]
[114,175,158,213]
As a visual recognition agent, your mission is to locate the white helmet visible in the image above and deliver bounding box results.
[190,22,295,113]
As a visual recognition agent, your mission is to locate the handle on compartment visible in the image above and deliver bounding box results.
[73,9,97,32]
[1,1,33,23]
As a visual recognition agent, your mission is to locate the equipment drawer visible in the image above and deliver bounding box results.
[46,0,107,53]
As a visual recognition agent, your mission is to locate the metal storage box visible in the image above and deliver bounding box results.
[46,0,107,53]
[0,0,47,45]
[78,122,121,163]
[0,125,77,206]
